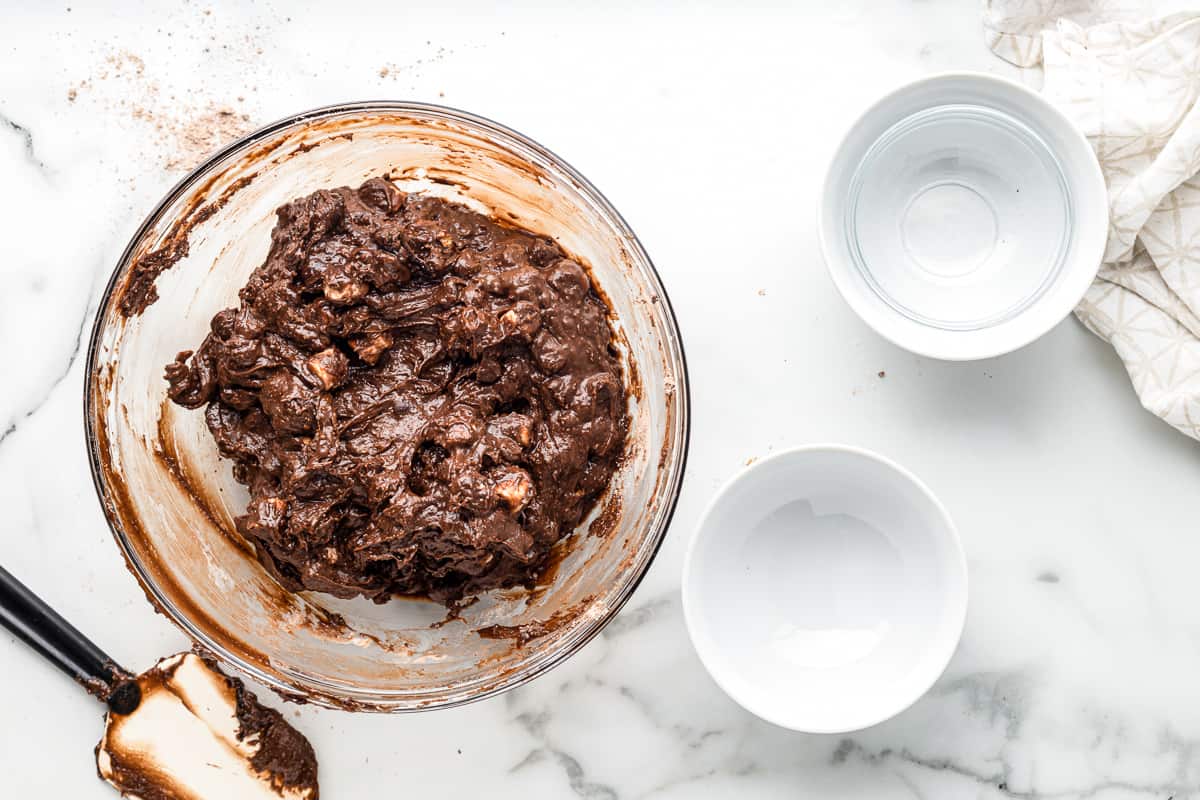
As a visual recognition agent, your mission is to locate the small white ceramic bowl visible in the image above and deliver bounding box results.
[682,445,967,733]
[819,73,1108,360]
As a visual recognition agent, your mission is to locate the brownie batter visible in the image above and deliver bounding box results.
[164,178,627,603]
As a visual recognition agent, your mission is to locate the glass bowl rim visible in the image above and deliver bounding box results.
[83,100,692,711]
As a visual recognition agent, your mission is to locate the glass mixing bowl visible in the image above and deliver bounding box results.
[85,103,690,711]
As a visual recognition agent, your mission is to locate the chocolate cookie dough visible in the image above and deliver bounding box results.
[164,178,627,604]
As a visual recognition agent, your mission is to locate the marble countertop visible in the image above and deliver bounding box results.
[5,2,1200,798]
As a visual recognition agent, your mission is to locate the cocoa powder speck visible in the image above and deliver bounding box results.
[69,48,257,172]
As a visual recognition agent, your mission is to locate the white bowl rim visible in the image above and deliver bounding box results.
[681,443,969,733]
[817,71,1109,361]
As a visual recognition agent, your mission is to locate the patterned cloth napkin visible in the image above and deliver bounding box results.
[985,2,1200,439]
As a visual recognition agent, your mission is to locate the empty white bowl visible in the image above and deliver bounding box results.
[819,72,1108,360]
[682,445,967,733]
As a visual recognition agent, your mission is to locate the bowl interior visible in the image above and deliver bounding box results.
[87,105,688,710]
[821,74,1108,360]
[683,446,966,733]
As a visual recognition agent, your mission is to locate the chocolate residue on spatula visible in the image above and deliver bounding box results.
[96,653,318,800]
[233,677,319,793]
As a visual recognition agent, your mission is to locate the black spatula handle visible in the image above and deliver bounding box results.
[0,564,124,697]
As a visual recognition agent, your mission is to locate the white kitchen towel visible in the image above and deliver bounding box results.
[984,0,1151,66]
[986,3,1200,439]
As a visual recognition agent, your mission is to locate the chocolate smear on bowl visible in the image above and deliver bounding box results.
[475,600,590,647]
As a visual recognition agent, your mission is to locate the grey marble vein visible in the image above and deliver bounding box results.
[0,281,93,452]
[931,670,1031,740]
[511,710,621,799]
[894,768,930,800]
[832,738,1200,799]
[599,592,675,640]
[561,672,727,754]
[611,680,725,750]
[549,750,619,800]
[637,769,719,799]
[1,112,48,174]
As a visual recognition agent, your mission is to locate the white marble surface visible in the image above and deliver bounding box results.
[4,2,1200,798]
